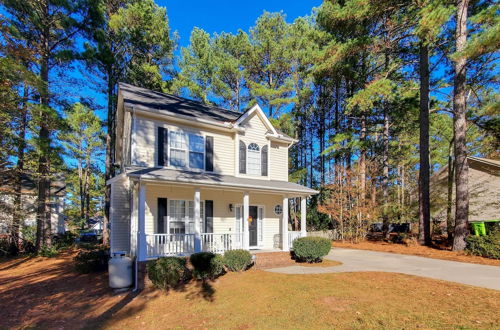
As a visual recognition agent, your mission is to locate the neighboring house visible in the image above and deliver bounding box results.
[430,156,500,224]
[108,83,318,262]
[0,171,66,235]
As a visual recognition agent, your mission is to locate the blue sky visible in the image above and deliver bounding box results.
[157,0,321,48]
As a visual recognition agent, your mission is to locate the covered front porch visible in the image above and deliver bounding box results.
[131,181,310,261]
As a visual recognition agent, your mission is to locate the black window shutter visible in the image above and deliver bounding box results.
[158,198,167,233]
[261,145,268,176]
[239,140,246,174]
[205,200,213,233]
[157,127,164,166]
[158,127,168,166]
[205,136,214,172]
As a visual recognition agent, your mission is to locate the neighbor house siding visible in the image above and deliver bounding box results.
[133,114,235,175]
[110,176,131,252]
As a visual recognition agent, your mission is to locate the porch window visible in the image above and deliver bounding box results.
[167,199,204,234]
[247,143,261,175]
[168,200,186,234]
[169,131,205,170]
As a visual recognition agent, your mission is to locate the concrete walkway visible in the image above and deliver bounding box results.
[266,248,500,290]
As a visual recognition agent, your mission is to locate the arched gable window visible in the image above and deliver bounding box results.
[247,143,261,175]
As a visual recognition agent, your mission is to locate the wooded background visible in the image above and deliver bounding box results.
[0,0,498,254]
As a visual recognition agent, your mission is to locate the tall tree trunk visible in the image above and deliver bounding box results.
[103,75,115,245]
[453,0,470,251]
[360,113,366,202]
[418,42,431,246]
[12,84,29,253]
[36,1,52,250]
[447,138,455,242]
[382,104,390,239]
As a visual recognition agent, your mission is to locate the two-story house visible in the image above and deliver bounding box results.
[108,83,318,262]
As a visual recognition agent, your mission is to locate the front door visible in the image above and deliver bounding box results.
[249,206,258,247]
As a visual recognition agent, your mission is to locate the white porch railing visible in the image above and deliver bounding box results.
[288,231,303,248]
[201,233,243,254]
[146,234,195,258]
[145,232,243,258]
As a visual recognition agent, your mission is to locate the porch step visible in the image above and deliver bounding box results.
[252,252,296,269]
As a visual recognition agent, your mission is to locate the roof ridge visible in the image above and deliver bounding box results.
[118,82,244,116]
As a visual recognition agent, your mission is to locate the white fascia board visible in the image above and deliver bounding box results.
[266,133,298,145]
[235,104,278,135]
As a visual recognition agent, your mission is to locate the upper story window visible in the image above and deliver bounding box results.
[169,131,205,169]
[247,143,261,175]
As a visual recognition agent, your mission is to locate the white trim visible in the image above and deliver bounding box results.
[235,203,265,249]
[282,196,289,251]
[166,129,206,171]
[106,172,127,186]
[300,197,307,237]
[138,183,147,261]
[235,104,278,135]
[129,175,318,195]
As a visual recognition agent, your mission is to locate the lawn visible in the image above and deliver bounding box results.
[1,252,499,329]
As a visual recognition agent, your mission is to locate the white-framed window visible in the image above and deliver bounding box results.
[274,204,283,216]
[188,133,204,169]
[168,200,186,234]
[167,199,205,234]
[169,131,205,170]
[247,143,261,175]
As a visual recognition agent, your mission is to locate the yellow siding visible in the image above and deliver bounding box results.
[143,184,284,249]
[111,177,131,252]
[270,141,289,181]
[133,114,235,175]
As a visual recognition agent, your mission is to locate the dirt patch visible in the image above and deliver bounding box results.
[315,296,352,312]
[0,250,127,329]
[333,240,500,266]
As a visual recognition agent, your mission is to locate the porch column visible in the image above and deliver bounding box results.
[243,191,249,250]
[282,196,289,251]
[194,188,201,252]
[138,183,147,261]
[301,197,307,237]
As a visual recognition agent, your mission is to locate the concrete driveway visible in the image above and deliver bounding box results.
[266,248,500,290]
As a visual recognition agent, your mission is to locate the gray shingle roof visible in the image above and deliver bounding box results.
[119,82,242,123]
[126,167,318,195]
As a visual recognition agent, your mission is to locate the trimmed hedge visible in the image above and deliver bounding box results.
[190,252,225,280]
[147,257,191,290]
[465,232,500,259]
[293,236,331,263]
[223,249,253,271]
[74,246,109,273]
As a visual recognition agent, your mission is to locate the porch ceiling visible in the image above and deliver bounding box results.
[126,167,318,196]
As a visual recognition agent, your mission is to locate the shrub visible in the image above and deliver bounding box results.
[293,236,331,263]
[74,246,109,273]
[147,257,191,290]
[39,245,59,258]
[190,252,225,280]
[465,232,500,259]
[223,249,253,272]
[54,232,78,249]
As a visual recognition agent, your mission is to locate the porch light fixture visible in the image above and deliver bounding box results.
[229,203,233,212]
